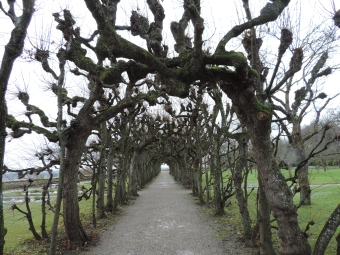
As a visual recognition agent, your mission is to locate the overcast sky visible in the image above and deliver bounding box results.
[1,0,339,172]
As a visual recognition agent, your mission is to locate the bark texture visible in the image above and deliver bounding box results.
[63,124,91,247]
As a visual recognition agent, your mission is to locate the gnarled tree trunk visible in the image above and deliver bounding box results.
[220,79,311,254]
[258,177,275,255]
[63,125,90,247]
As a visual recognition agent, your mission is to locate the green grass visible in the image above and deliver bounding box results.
[201,167,340,254]
[297,185,340,255]
[2,178,113,254]
[236,167,340,186]
[308,168,340,184]
[3,197,94,254]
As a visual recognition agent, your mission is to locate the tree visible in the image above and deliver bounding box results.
[270,39,337,205]
[0,1,35,253]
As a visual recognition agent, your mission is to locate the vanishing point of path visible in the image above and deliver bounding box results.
[83,171,250,255]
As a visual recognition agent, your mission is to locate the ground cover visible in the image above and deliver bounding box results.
[3,197,96,254]
[202,167,340,254]
[2,178,111,254]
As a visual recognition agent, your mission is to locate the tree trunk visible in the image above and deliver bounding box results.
[205,160,210,202]
[288,164,293,178]
[251,131,311,255]
[336,232,340,255]
[233,136,252,241]
[0,86,6,251]
[313,204,340,255]
[223,84,311,254]
[24,187,42,240]
[41,172,53,239]
[97,162,106,219]
[63,128,89,247]
[179,157,190,187]
[113,166,128,213]
[192,158,199,197]
[106,137,114,212]
[211,141,223,215]
[0,1,36,252]
[97,122,107,219]
[298,164,311,205]
[296,149,311,205]
[139,161,146,189]
[91,166,97,227]
[258,178,275,255]
[128,150,140,196]
[197,160,204,203]
[49,50,67,255]
[322,158,327,172]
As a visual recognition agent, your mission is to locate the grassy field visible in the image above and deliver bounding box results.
[3,194,96,254]
[203,167,340,254]
[242,167,340,186]
[2,178,112,254]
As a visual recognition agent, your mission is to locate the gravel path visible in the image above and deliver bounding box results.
[82,171,250,255]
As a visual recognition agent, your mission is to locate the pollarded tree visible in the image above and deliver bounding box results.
[268,24,338,205]
[0,0,36,253]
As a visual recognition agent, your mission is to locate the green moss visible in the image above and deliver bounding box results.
[77,55,95,70]
[250,68,258,77]
[149,91,158,101]
[41,115,48,124]
[253,96,272,115]
[99,67,121,83]
[6,115,19,130]
[61,88,68,98]
[70,42,97,72]
[227,51,247,67]
[179,51,192,58]
[7,115,32,130]
[214,49,247,68]
[174,65,195,84]
[208,66,234,75]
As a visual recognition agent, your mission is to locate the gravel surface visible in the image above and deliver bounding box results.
[82,171,251,255]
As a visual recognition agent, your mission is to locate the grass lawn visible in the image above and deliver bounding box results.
[2,178,114,255]
[3,197,95,254]
[245,167,340,186]
[202,167,340,254]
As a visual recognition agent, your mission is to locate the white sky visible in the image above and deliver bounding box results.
[1,0,339,171]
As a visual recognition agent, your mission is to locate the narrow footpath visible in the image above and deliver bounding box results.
[83,171,250,255]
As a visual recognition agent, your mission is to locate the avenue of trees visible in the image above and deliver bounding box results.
[0,0,340,255]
